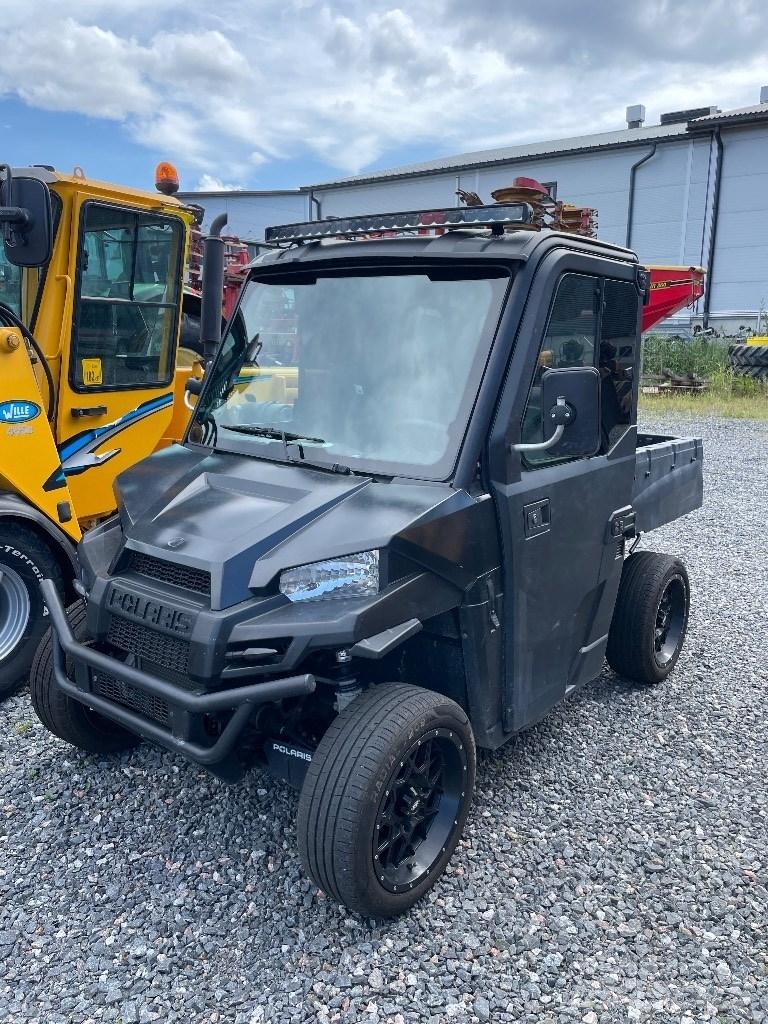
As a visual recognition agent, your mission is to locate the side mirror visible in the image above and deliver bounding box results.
[0,166,53,268]
[513,366,601,459]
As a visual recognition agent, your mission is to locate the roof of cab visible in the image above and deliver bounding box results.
[251,226,638,271]
[12,165,191,209]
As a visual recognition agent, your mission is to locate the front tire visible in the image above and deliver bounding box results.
[0,526,64,700]
[297,683,476,918]
[606,550,690,684]
[30,600,140,754]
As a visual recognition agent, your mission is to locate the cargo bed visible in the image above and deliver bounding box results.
[633,433,704,533]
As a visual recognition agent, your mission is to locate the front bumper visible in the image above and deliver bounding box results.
[41,579,316,767]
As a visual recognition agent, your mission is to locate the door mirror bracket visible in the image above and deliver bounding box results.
[512,397,573,453]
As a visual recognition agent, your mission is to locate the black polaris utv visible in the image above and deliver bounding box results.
[31,203,703,918]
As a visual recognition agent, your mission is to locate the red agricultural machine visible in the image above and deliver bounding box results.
[458,176,705,332]
[179,226,253,357]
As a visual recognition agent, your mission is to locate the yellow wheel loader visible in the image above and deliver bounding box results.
[0,164,224,697]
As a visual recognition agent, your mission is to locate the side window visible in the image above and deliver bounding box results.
[71,204,183,390]
[0,248,22,318]
[520,273,598,465]
[600,279,638,448]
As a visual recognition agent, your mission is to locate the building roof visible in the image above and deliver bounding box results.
[309,123,689,190]
[688,103,768,128]
[177,188,303,199]
[310,101,768,191]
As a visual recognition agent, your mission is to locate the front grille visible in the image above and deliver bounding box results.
[107,616,190,676]
[93,672,170,727]
[126,551,211,596]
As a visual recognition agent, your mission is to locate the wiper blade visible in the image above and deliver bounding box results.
[221,424,326,444]
[219,422,353,473]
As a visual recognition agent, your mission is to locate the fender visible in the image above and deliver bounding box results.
[0,491,79,574]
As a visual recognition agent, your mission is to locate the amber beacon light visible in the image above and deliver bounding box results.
[155,161,180,196]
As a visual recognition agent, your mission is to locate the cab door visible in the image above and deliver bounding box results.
[56,198,185,521]
[490,252,642,733]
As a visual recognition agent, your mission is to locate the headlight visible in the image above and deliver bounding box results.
[279,550,379,603]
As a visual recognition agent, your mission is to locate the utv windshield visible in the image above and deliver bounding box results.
[191,267,510,479]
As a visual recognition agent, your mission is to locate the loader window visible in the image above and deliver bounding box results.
[0,248,22,317]
[70,203,184,390]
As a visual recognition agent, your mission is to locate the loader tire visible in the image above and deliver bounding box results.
[0,525,64,700]
[30,600,140,754]
[607,551,690,685]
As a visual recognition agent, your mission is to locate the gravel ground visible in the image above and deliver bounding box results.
[2,412,767,1024]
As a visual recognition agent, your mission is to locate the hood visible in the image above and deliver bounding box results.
[114,445,486,609]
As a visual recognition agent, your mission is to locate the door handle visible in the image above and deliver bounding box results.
[71,406,108,418]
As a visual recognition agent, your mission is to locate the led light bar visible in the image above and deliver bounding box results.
[264,203,533,243]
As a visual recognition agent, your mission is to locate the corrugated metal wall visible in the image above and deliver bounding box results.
[177,191,308,242]
[709,125,768,317]
[314,142,711,261]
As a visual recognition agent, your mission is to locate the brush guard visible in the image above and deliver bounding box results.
[40,579,315,766]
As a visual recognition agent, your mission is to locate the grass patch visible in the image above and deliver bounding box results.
[642,333,731,378]
[640,334,768,419]
[639,369,768,419]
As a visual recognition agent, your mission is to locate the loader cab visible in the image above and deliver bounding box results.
[0,166,196,697]
[0,168,194,524]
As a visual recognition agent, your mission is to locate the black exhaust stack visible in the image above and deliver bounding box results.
[200,212,228,363]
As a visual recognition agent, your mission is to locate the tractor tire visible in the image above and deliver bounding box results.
[0,525,64,700]
[297,683,476,919]
[30,600,140,754]
[728,344,768,381]
[606,551,690,685]
[179,312,203,358]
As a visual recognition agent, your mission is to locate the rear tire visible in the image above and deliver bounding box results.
[0,526,64,700]
[297,683,476,918]
[30,600,140,754]
[606,551,690,684]
[179,311,203,358]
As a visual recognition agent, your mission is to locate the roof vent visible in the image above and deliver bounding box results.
[760,85,768,104]
[660,106,719,125]
[626,104,646,129]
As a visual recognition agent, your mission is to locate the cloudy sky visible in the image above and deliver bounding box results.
[2,0,767,193]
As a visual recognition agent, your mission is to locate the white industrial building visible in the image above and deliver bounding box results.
[179,92,768,332]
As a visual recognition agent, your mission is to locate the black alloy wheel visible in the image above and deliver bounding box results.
[374,727,467,894]
[653,575,687,668]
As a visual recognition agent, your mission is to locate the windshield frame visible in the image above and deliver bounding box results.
[186,258,515,482]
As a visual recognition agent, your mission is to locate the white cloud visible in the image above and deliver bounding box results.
[0,1,766,185]
[196,173,242,191]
